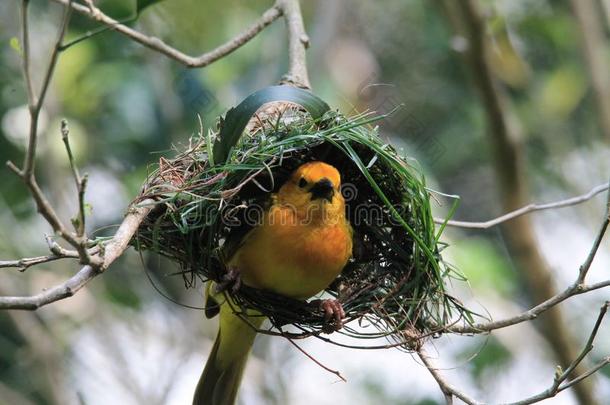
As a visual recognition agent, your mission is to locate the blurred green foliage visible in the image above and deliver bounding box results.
[459,336,512,381]
[451,237,517,296]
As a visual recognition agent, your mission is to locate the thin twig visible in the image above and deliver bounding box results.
[10,0,101,266]
[417,348,481,405]
[20,0,35,106]
[59,15,136,52]
[0,264,98,310]
[0,236,100,271]
[558,357,610,392]
[1,0,295,312]
[0,253,78,271]
[4,162,92,261]
[504,302,609,405]
[446,280,610,334]
[61,119,88,237]
[49,0,283,68]
[578,183,610,282]
[21,0,72,179]
[555,303,607,385]
[6,0,152,310]
[48,0,310,87]
[435,182,609,229]
[287,338,346,382]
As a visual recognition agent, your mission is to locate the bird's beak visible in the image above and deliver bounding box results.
[309,178,335,202]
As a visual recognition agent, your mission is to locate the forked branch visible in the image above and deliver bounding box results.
[48,0,311,87]
[444,182,609,334]
[419,302,610,405]
[1,0,314,310]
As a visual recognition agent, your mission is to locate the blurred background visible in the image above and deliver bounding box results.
[1,0,609,404]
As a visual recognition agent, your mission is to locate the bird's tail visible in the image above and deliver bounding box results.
[193,301,263,405]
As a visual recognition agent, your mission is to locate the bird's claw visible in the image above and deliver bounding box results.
[314,299,345,332]
[214,267,242,294]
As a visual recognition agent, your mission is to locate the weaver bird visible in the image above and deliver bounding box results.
[193,161,353,405]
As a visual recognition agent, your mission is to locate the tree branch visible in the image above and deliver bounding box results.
[435,182,609,229]
[0,201,154,310]
[47,0,312,87]
[419,302,610,405]
[3,0,313,313]
[0,253,78,272]
[0,234,96,272]
[49,0,283,68]
[61,119,88,238]
[1,0,156,310]
[277,0,311,88]
[21,0,72,179]
[443,187,609,334]
[9,0,94,262]
[20,0,35,106]
[417,348,482,405]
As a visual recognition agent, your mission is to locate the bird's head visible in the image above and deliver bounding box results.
[276,161,345,222]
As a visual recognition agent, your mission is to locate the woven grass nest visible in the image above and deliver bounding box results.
[134,86,475,350]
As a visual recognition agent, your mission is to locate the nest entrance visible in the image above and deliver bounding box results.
[135,97,475,350]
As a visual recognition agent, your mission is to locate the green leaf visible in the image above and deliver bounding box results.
[213,85,330,164]
[9,37,22,56]
[136,0,165,15]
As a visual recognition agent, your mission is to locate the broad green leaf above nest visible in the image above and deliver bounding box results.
[133,85,478,350]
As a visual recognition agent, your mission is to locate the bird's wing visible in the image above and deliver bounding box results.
[205,192,274,319]
[220,193,274,263]
[204,282,221,319]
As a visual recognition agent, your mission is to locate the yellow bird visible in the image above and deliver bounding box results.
[193,161,353,405]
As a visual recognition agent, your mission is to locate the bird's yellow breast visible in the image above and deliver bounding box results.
[229,203,352,299]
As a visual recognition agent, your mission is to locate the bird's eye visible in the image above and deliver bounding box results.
[298,178,307,188]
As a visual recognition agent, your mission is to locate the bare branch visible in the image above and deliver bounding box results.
[505,302,609,405]
[48,0,311,87]
[0,201,154,310]
[555,304,607,385]
[10,1,104,267]
[99,201,155,270]
[445,191,609,334]
[0,264,97,310]
[61,119,87,237]
[447,280,610,335]
[287,338,346,382]
[577,183,610,282]
[277,0,311,88]
[4,166,92,260]
[21,0,72,179]
[20,0,35,106]
[49,0,282,68]
[559,357,610,392]
[435,182,609,229]
[0,253,78,272]
[420,302,610,405]
[417,348,481,405]
[3,0,298,312]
